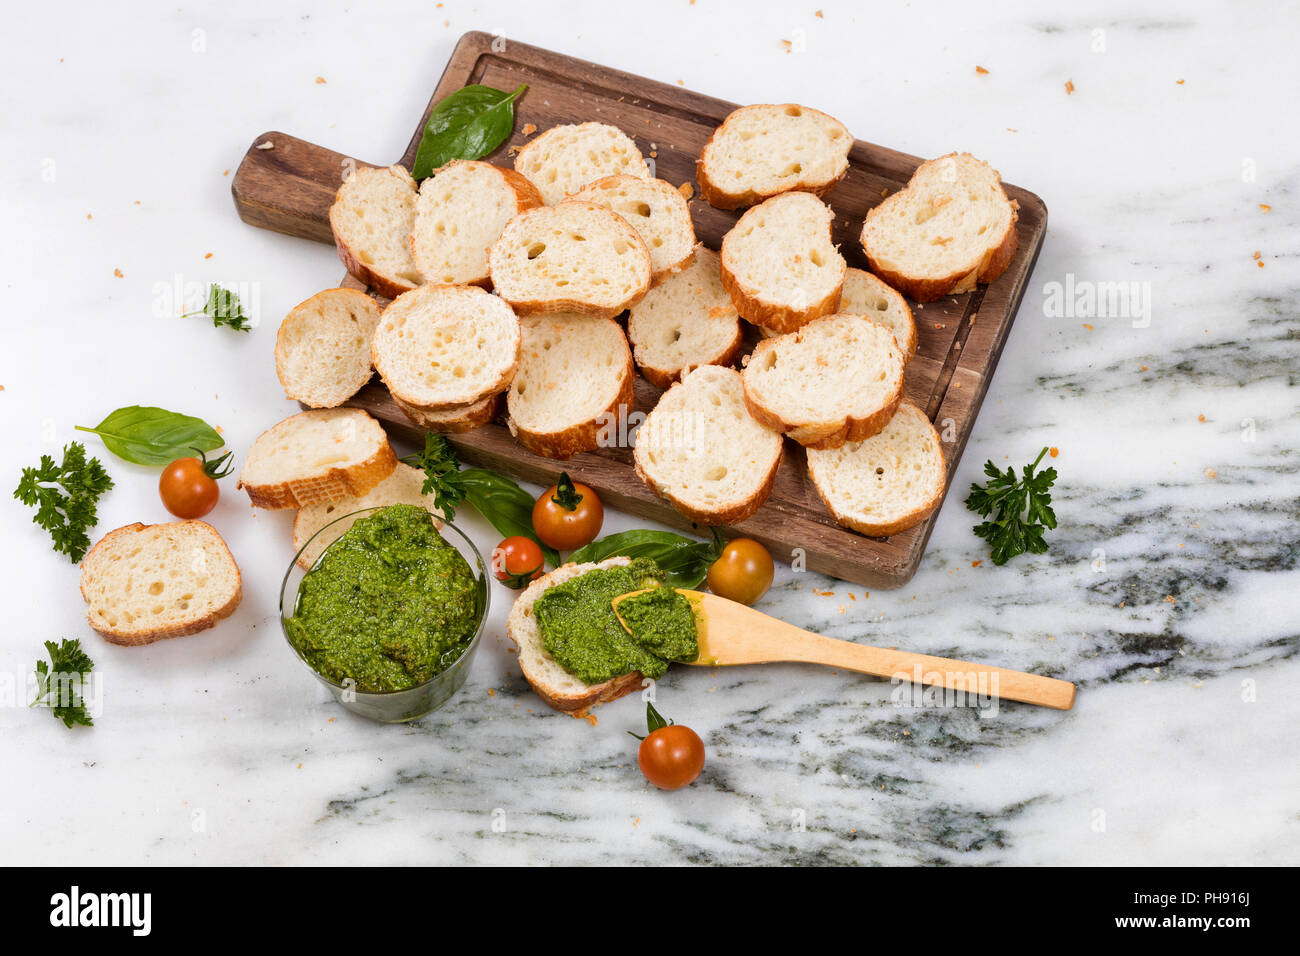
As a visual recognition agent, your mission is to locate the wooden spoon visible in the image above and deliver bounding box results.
[612,589,1075,710]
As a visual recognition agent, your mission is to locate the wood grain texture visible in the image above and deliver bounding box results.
[231,31,1048,589]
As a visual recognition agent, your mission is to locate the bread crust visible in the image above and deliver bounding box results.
[328,166,422,300]
[489,202,653,320]
[635,324,744,390]
[237,410,398,509]
[506,558,647,715]
[509,348,635,459]
[393,392,503,434]
[806,403,947,536]
[860,153,1020,303]
[409,161,544,289]
[274,288,380,409]
[80,521,243,646]
[720,258,843,334]
[696,104,852,211]
[633,445,782,526]
[744,389,903,450]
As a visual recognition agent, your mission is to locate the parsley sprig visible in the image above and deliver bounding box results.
[182,284,252,332]
[14,442,114,562]
[32,639,95,728]
[965,447,1058,565]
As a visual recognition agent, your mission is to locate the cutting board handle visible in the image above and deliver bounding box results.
[231,131,378,244]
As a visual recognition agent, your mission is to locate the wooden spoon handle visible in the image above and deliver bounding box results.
[231,131,378,243]
[784,630,1075,710]
[697,598,1075,710]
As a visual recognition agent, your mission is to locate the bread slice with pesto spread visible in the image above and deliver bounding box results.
[507,557,648,715]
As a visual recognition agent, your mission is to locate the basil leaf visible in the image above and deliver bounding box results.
[75,406,224,465]
[569,529,724,589]
[411,83,527,179]
[458,467,559,567]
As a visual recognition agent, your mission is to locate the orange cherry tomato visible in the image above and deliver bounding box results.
[532,472,603,551]
[638,725,706,791]
[159,451,231,519]
[706,538,774,606]
[492,536,545,589]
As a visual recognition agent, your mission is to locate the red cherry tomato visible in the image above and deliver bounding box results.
[159,451,231,519]
[532,472,603,551]
[638,725,706,791]
[492,536,545,589]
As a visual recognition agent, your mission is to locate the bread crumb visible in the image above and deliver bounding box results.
[204,252,213,259]
[1049,447,1059,458]
[113,268,123,277]
[315,76,326,84]
[1082,323,1094,330]
[975,65,989,75]
[813,588,834,597]
[255,140,274,150]
[1176,78,1185,85]
[1139,364,1149,371]
[521,123,537,136]
[1164,595,1176,604]
[222,169,230,176]
[1259,203,1271,212]
[679,181,695,200]
[584,713,598,727]
[1065,79,1075,94]
[781,39,792,52]
[1205,468,1217,478]
[971,560,982,567]
[1197,414,1205,423]
[486,688,495,697]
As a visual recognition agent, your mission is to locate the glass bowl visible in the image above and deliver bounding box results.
[279,506,489,723]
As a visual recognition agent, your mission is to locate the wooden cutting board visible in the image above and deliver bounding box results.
[231,31,1047,589]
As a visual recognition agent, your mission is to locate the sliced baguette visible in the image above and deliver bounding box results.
[697,103,852,210]
[410,160,543,287]
[626,245,743,388]
[80,520,242,645]
[566,175,696,282]
[370,284,520,409]
[742,313,904,449]
[720,191,845,334]
[292,463,442,569]
[507,313,635,459]
[860,152,1019,303]
[393,392,503,434]
[237,408,397,509]
[274,288,381,408]
[507,556,647,714]
[513,122,651,205]
[633,365,783,525]
[806,401,946,536]
[489,202,652,319]
[328,165,423,298]
[839,267,917,361]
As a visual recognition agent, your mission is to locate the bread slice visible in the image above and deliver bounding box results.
[720,191,845,334]
[566,175,696,282]
[393,392,503,434]
[742,313,904,449]
[292,463,441,569]
[626,245,743,388]
[80,520,241,645]
[806,401,946,536]
[507,313,635,459]
[370,284,520,409]
[860,152,1019,303]
[274,288,381,408]
[633,365,783,524]
[237,408,397,509]
[507,556,647,714]
[697,103,852,210]
[838,267,917,361]
[328,165,423,298]
[513,122,651,205]
[409,160,543,287]
[489,202,652,319]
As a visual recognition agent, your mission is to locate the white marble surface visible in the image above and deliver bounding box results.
[2,0,1297,865]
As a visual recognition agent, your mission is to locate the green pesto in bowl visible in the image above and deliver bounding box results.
[534,558,698,685]
[284,504,479,693]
